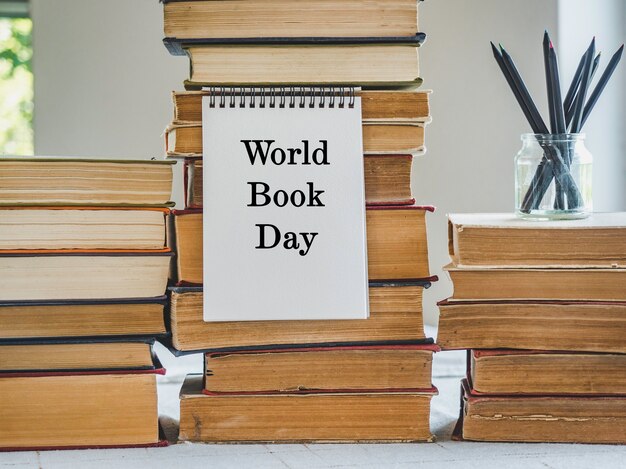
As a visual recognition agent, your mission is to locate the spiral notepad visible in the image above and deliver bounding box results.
[202,87,368,321]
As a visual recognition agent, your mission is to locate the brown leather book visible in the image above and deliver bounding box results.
[457,379,626,444]
[204,344,439,394]
[168,280,435,352]
[169,205,432,285]
[437,299,626,353]
[184,155,416,208]
[469,349,626,395]
[179,374,436,443]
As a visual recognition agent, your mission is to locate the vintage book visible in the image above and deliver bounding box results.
[170,206,432,285]
[166,121,425,157]
[172,90,431,122]
[444,264,626,301]
[448,213,626,268]
[0,207,168,250]
[0,297,167,341]
[0,369,164,450]
[0,251,172,301]
[0,339,158,372]
[168,281,434,352]
[163,0,421,40]
[457,380,626,444]
[179,43,421,87]
[204,344,438,394]
[179,374,435,442]
[184,155,415,209]
[470,350,626,395]
[437,300,626,353]
[0,158,174,206]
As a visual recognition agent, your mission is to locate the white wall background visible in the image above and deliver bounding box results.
[31,0,624,326]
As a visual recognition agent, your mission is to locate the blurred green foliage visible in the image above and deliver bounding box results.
[0,17,33,155]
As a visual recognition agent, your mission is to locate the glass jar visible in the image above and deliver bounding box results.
[515,133,592,220]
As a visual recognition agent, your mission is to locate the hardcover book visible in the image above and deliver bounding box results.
[178,42,422,87]
[457,379,626,444]
[0,207,168,250]
[166,121,426,156]
[204,344,439,394]
[179,374,436,443]
[169,206,433,285]
[448,212,626,268]
[444,264,626,301]
[0,158,174,207]
[163,0,422,40]
[172,90,431,122]
[437,299,626,353]
[0,251,172,301]
[469,349,626,395]
[183,155,416,208]
[167,281,435,352]
[0,297,167,341]
[0,363,165,450]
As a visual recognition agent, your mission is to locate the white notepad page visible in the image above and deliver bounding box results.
[202,90,368,321]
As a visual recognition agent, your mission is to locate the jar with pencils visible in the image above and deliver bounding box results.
[515,133,592,219]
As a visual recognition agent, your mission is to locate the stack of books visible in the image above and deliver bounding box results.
[0,158,174,450]
[162,0,439,442]
[438,213,626,444]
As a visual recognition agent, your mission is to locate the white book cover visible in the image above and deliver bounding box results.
[202,90,368,321]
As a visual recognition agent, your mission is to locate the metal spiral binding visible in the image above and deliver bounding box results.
[205,87,356,109]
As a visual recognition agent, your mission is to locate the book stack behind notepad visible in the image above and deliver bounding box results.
[0,158,174,450]
[437,213,626,444]
[161,0,439,442]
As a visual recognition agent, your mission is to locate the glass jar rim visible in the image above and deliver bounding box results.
[521,133,586,142]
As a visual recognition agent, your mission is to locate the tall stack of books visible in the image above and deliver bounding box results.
[0,158,174,450]
[162,0,439,442]
[438,213,626,444]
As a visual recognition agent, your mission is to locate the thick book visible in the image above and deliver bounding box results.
[170,205,432,285]
[179,374,436,443]
[0,297,167,341]
[448,212,626,268]
[437,299,626,353]
[163,0,422,40]
[0,338,159,373]
[444,264,626,301]
[0,158,174,207]
[0,251,172,301]
[204,344,439,394]
[166,121,425,156]
[0,366,165,450]
[172,90,431,122]
[457,379,626,444]
[184,155,416,209]
[178,42,421,87]
[168,281,435,352]
[0,207,168,250]
[469,349,626,395]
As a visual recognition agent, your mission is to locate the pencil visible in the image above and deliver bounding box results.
[570,38,595,132]
[581,44,624,128]
[566,52,601,127]
[543,31,557,133]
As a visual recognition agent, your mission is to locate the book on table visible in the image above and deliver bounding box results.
[169,205,433,285]
[0,339,165,450]
[167,280,434,352]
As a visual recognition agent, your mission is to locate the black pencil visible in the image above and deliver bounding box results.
[581,44,624,128]
[543,31,557,133]
[499,44,549,133]
[549,43,567,134]
[566,51,601,127]
[570,38,595,132]
[490,42,539,131]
